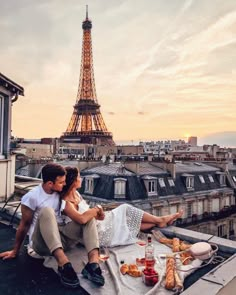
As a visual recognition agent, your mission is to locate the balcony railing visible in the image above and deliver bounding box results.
[177,205,236,227]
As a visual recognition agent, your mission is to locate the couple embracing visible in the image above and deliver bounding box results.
[0,163,183,290]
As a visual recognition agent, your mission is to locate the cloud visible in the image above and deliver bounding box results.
[199,131,236,147]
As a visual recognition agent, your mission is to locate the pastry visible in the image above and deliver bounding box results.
[172,238,180,252]
[120,263,129,275]
[159,237,173,245]
[174,270,183,290]
[165,256,175,290]
[127,264,142,277]
[179,242,191,251]
[180,252,193,265]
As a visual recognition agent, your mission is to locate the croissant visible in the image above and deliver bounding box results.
[120,264,129,275]
[165,257,175,290]
[180,252,193,265]
[172,238,180,252]
[127,264,142,277]
[127,269,142,277]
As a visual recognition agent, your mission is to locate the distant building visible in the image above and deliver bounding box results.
[188,136,198,146]
[0,73,24,201]
[79,160,236,240]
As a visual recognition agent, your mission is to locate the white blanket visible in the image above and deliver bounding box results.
[43,239,202,295]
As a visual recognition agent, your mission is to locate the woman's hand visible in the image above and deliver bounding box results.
[96,207,105,220]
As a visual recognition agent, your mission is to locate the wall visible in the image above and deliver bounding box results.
[0,154,15,201]
[18,143,53,159]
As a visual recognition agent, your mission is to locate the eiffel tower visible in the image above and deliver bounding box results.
[61,7,114,146]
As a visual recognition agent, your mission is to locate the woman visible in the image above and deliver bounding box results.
[60,167,183,247]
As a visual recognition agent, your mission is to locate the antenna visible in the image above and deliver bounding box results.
[86,5,88,19]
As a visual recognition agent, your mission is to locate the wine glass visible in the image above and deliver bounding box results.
[136,232,147,247]
[99,246,110,274]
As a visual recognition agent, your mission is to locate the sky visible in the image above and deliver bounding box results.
[1,0,236,147]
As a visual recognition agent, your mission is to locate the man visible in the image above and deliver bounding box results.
[0,163,105,288]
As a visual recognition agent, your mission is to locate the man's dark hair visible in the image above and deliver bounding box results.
[41,163,66,183]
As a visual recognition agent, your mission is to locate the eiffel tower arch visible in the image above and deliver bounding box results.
[61,7,115,146]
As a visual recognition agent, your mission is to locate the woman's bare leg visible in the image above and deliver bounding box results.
[140,222,156,231]
[140,209,184,229]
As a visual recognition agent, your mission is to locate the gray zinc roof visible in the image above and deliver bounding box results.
[176,162,220,173]
[82,162,135,176]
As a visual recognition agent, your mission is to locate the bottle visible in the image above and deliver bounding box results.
[145,234,155,269]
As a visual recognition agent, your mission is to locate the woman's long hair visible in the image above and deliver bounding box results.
[60,166,79,198]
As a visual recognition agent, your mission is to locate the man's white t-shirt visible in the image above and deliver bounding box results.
[21,184,63,245]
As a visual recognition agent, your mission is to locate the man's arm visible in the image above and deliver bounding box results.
[0,204,34,260]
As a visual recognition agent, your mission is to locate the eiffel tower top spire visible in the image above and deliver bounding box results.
[61,7,114,145]
[86,4,88,19]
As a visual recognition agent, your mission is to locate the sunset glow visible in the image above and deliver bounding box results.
[1,0,236,146]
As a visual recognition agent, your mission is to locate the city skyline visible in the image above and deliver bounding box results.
[1,0,236,147]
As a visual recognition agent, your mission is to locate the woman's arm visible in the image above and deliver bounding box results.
[63,201,101,225]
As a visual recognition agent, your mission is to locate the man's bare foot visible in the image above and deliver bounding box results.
[157,210,184,228]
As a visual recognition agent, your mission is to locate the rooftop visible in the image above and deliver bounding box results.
[1,179,236,294]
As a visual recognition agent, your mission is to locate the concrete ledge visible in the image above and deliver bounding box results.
[208,236,236,254]
[182,254,236,295]
[161,226,213,244]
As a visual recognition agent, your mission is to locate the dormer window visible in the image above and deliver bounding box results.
[182,173,194,191]
[149,181,155,192]
[216,172,226,186]
[142,175,157,197]
[114,178,127,198]
[208,174,214,183]
[168,178,175,187]
[199,175,205,184]
[158,178,165,188]
[84,174,100,194]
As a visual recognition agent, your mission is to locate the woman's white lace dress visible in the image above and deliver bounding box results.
[61,193,144,247]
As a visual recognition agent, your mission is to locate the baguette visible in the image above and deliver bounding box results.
[179,242,191,251]
[165,257,175,290]
[172,238,180,252]
[159,237,173,245]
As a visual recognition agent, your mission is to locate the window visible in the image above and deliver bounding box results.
[218,224,226,237]
[198,200,203,215]
[85,178,94,194]
[148,181,155,192]
[208,174,214,183]
[187,203,192,217]
[229,220,234,231]
[219,174,226,186]
[199,175,205,184]
[224,196,230,207]
[212,198,220,212]
[142,176,157,197]
[158,178,165,188]
[186,177,194,190]
[0,95,3,155]
[168,178,175,187]
[84,174,99,194]
[114,178,127,198]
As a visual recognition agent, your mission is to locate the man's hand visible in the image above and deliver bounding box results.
[0,250,17,260]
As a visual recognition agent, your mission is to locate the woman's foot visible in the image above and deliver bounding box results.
[157,210,184,228]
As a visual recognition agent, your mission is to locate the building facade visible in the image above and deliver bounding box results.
[0,73,24,201]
